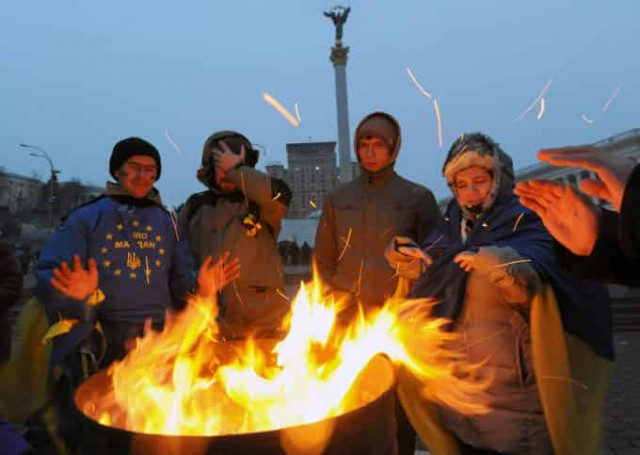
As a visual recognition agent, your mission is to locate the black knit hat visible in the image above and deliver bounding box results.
[109,137,162,180]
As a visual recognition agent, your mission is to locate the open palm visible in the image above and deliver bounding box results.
[50,255,99,301]
[515,180,600,256]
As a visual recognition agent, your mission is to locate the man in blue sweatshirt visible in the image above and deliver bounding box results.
[36,137,239,375]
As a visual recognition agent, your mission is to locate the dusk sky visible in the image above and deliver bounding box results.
[2,1,638,206]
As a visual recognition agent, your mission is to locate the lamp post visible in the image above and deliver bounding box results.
[20,143,60,227]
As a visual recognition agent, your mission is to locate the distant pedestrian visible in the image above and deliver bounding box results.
[0,241,22,363]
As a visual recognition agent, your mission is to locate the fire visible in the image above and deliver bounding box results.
[80,274,488,438]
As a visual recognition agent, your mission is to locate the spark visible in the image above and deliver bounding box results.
[406,67,433,99]
[424,234,444,253]
[492,259,532,269]
[240,169,249,207]
[309,200,317,209]
[232,281,244,307]
[354,260,364,296]
[337,228,353,262]
[540,376,588,390]
[294,103,302,123]
[263,93,300,127]
[168,210,180,241]
[581,114,595,125]
[276,288,290,301]
[165,129,183,155]
[145,257,151,285]
[536,97,546,121]
[602,84,622,112]
[458,328,509,350]
[272,192,282,201]
[513,78,553,123]
[433,99,443,148]
[378,227,394,239]
[512,213,525,232]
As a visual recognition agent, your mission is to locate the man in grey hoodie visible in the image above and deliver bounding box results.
[314,111,441,455]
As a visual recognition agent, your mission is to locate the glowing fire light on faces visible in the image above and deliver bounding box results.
[513,78,553,123]
[263,93,300,127]
[84,274,489,438]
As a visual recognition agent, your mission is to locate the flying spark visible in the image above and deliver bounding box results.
[294,103,302,123]
[492,259,532,269]
[276,288,290,301]
[406,67,433,100]
[514,78,553,123]
[536,98,546,121]
[424,234,444,253]
[263,93,300,127]
[581,114,595,125]
[433,99,443,148]
[309,200,317,209]
[165,129,183,155]
[602,84,622,112]
[337,228,353,262]
[512,213,525,232]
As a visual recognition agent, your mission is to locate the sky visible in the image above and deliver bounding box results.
[1,0,638,206]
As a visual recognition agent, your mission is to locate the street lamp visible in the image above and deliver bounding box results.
[19,143,60,227]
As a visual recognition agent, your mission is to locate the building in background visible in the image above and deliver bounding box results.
[0,171,41,213]
[266,141,338,219]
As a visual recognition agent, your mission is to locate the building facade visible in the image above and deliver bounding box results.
[266,141,338,219]
[0,171,42,213]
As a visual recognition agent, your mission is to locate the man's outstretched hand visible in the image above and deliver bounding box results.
[50,255,99,301]
[197,252,241,297]
[536,146,636,211]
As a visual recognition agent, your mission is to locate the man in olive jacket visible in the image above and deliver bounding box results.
[179,131,291,340]
[315,111,440,315]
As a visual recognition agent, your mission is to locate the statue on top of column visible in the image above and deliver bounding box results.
[324,6,351,43]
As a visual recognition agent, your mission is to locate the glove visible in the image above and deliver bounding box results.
[385,236,432,280]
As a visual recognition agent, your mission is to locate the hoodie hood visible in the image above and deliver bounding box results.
[442,132,514,218]
[354,112,402,181]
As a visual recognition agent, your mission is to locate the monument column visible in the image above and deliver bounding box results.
[325,6,352,184]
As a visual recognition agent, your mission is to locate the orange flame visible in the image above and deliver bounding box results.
[82,273,488,438]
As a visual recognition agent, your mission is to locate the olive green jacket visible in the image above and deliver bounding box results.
[315,167,440,312]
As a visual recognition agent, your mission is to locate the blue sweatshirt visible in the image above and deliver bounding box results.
[36,195,196,325]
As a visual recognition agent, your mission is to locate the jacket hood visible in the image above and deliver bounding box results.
[197,130,258,190]
[442,132,514,217]
[354,112,402,173]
